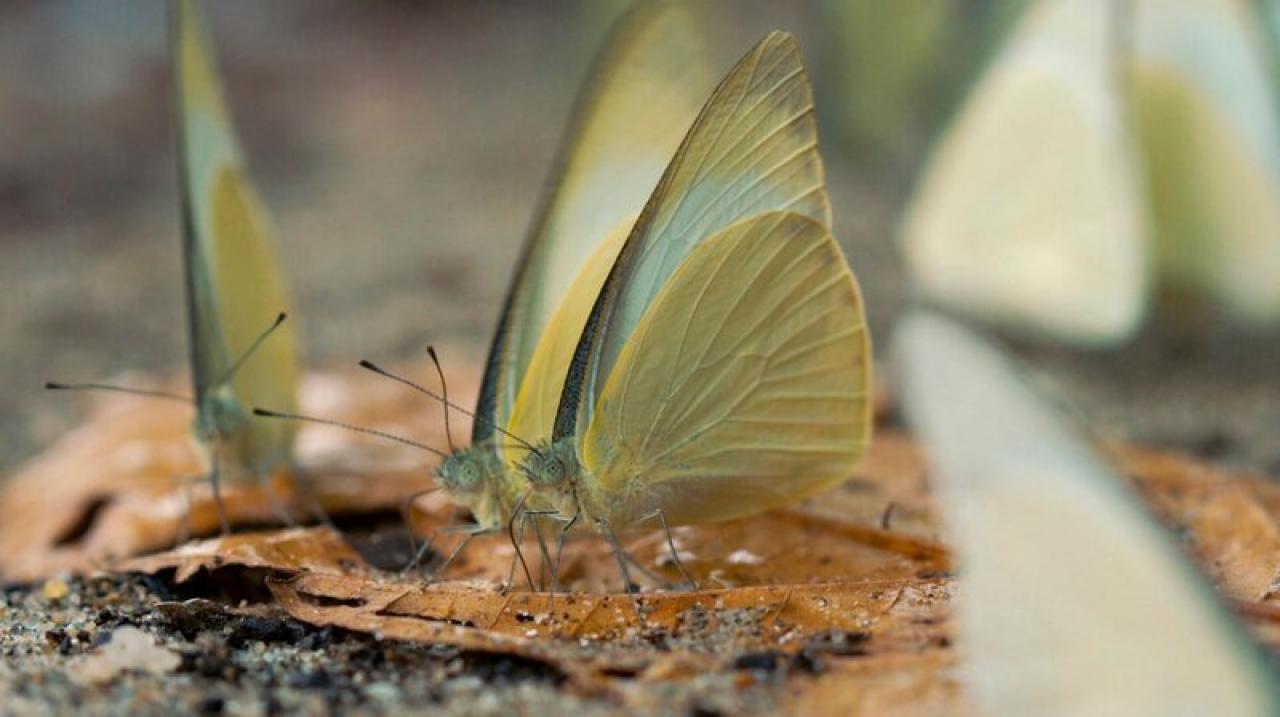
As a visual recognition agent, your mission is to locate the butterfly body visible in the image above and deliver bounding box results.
[435,443,525,529]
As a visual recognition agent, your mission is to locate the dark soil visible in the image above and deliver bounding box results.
[0,574,779,716]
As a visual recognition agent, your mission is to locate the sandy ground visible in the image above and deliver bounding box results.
[0,573,782,716]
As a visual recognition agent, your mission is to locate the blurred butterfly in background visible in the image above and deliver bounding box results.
[51,0,302,534]
[417,0,719,540]
[810,0,1032,163]
[517,31,872,589]
[901,0,1280,346]
[895,310,1280,716]
[1131,0,1280,325]
[901,0,1150,347]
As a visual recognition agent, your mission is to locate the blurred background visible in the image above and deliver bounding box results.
[4,0,1280,476]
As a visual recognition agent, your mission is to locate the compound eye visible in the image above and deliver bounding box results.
[461,462,479,484]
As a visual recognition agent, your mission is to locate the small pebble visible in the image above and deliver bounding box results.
[41,579,69,602]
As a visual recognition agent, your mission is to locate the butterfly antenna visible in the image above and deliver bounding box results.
[214,312,288,388]
[45,381,193,404]
[357,359,539,453]
[252,407,448,459]
[426,346,456,453]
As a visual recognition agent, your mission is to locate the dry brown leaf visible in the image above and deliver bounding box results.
[207,429,1275,712]
[18,362,1280,714]
[1114,445,1280,603]
[268,572,953,691]
[0,354,480,583]
[116,526,368,583]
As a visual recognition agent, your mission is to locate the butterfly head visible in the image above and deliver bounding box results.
[436,449,491,497]
[519,440,578,497]
[195,382,248,442]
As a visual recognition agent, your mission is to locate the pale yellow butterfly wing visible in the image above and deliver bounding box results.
[502,214,634,468]
[902,0,1149,346]
[567,32,831,435]
[895,311,1280,716]
[579,212,870,527]
[477,0,716,447]
[1132,0,1280,323]
[1261,0,1280,78]
[174,0,300,473]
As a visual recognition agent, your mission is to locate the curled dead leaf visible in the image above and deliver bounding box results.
[117,526,368,583]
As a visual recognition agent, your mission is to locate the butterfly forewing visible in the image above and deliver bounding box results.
[477,0,716,446]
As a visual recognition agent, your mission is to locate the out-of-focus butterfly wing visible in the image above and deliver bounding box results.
[901,0,1149,346]
[895,311,1280,716]
[476,0,715,447]
[174,0,299,472]
[580,212,869,526]
[558,31,832,440]
[1132,0,1280,324]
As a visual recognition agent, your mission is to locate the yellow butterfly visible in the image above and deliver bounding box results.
[427,0,717,534]
[50,0,300,531]
[516,32,872,578]
[902,0,1151,346]
[1131,0,1280,325]
[173,0,300,514]
[896,311,1280,716]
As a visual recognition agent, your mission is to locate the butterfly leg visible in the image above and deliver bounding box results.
[399,486,443,565]
[400,526,443,576]
[502,510,537,593]
[209,452,231,535]
[621,550,671,587]
[432,524,491,579]
[255,470,298,528]
[597,519,639,594]
[551,512,579,594]
[524,511,576,619]
[879,501,897,531]
[287,464,334,530]
[529,514,555,591]
[173,472,200,547]
[639,508,697,590]
[402,522,487,577]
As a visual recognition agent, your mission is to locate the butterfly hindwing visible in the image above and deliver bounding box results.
[579,212,870,526]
